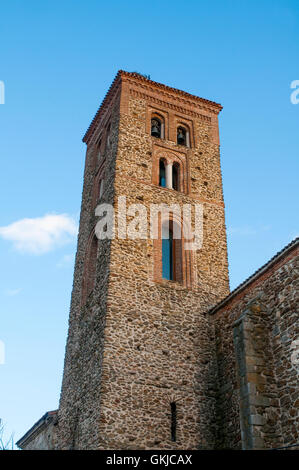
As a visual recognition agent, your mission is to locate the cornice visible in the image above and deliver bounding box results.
[130,88,213,122]
[83,71,222,144]
[120,71,222,112]
[83,73,122,144]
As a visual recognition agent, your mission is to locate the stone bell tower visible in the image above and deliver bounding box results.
[57,71,229,449]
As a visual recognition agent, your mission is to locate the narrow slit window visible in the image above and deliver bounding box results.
[170,402,177,442]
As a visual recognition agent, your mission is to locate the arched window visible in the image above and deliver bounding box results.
[162,223,173,280]
[159,159,166,187]
[177,127,186,146]
[172,163,180,191]
[151,118,162,138]
[162,221,183,282]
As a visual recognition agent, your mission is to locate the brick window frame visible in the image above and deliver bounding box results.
[152,147,188,194]
[152,211,194,289]
[92,163,106,209]
[91,115,112,169]
[95,134,103,164]
[159,157,167,187]
[174,116,195,148]
[146,107,169,140]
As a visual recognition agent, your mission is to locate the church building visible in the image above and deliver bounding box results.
[17,71,298,450]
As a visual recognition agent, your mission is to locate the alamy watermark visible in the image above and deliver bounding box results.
[290,80,299,104]
[0,81,5,104]
[94,197,203,251]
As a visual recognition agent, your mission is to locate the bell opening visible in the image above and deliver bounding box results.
[151,119,161,138]
[177,128,186,146]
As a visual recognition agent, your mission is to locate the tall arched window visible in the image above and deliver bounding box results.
[151,118,162,138]
[159,159,166,187]
[162,223,173,280]
[162,221,183,282]
[172,163,180,191]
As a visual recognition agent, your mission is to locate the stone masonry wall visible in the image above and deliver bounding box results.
[93,74,229,449]
[212,244,299,449]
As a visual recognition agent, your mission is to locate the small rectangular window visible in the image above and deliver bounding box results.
[170,402,177,442]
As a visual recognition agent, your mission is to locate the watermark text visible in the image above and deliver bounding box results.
[290,80,299,104]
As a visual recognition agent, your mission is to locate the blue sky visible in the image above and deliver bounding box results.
[0,0,298,446]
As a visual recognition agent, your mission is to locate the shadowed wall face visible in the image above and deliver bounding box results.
[213,245,299,450]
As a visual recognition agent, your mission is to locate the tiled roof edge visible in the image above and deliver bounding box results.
[208,237,299,315]
[16,410,58,448]
[82,71,122,143]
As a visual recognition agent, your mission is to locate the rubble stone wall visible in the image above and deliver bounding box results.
[212,245,298,449]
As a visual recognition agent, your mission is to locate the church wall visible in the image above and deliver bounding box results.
[16,72,298,452]
[17,411,58,450]
[212,244,298,449]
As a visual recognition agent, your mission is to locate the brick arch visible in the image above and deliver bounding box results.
[94,133,103,165]
[92,164,105,209]
[154,150,188,193]
[170,154,186,193]
[158,157,167,188]
[153,210,194,288]
[146,106,169,140]
[151,112,165,139]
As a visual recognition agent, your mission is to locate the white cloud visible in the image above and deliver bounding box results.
[5,288,22,296]
[0,214,78,254]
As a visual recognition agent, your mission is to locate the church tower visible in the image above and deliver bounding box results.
[57,71,229,449]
